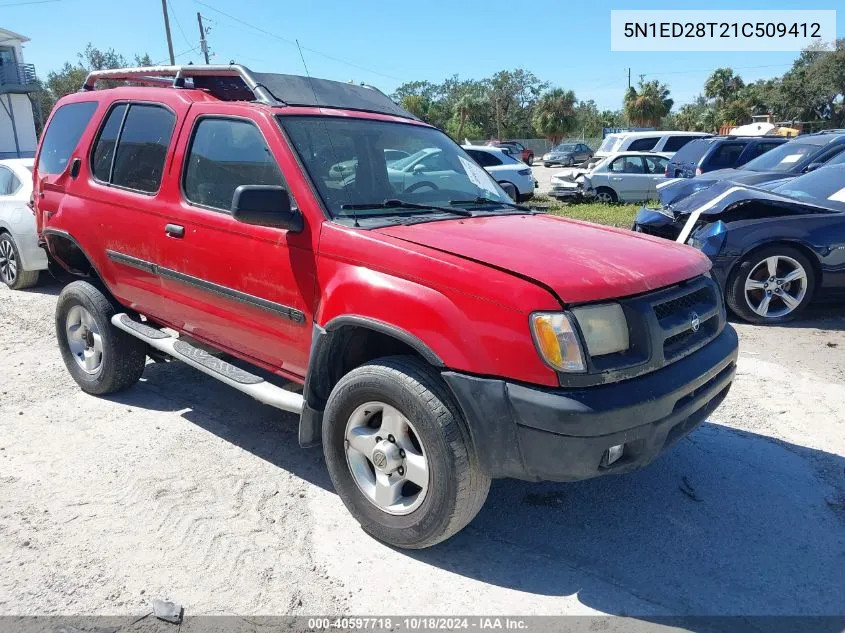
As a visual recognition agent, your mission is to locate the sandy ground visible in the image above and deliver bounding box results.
[531,164,558,196]
[0,280,843,619]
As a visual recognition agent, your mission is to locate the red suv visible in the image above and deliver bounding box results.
[34,65,737,549]
[486,140,534,165]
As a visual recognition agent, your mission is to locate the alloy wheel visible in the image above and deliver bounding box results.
[65,305,104,374]
[596,191,614,204]
[0,238,17,285]
[344,401,430,515]
[744,255,808,319]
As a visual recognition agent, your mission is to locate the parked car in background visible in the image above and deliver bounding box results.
[0,158,47,289]
[541,142,593,167]
[552,152,670,203]
[485,140,534,165]
[594,131,710,159]
[670,131,845,189]
[633,164,845,323]
[665,136,788,178]
[463,145,536,201]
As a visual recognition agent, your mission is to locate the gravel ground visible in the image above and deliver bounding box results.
[0,280,843,619]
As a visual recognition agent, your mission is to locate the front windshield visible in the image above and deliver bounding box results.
[741,142,817,172]
[553,144,577,152]
[597,136,619,153]
[771,164,845,210]
[279,116,513,218]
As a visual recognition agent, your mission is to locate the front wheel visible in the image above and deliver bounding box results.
[594,187,618,204]
[56,281,148,394]
[526,154,534,166]
[726,245,815,323]
[322,356,490,549]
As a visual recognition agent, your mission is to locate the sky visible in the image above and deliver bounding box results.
[3,0,843,112]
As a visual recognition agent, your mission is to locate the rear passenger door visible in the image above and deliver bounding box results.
[703,142,745,171]
[606,155,650,201]
[156,108,315,379]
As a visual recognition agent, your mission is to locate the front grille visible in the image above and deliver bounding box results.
[663,314,719,360]
[654,287,714,322]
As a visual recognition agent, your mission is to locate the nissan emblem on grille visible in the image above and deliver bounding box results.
[690,311,701,333]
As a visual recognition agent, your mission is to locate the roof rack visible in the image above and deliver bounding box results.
[81,64,280,105]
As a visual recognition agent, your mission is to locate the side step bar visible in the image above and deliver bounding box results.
[111,313,304,415]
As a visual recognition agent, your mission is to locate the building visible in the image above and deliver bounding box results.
[0,28,39,159]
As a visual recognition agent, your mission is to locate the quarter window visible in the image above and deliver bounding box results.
[183,117,286,212]
[37,102,97,175]
[0,166,19,195]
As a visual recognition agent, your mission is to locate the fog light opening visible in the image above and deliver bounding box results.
[602,444,625,467]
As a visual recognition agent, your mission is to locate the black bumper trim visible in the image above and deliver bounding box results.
[443,325,738,482]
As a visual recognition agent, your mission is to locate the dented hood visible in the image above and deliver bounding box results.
[377,214,710,304]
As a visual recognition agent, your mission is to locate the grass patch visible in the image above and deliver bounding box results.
[529,195,647,228]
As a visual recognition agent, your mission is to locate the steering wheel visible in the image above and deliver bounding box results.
[404,181,439,194]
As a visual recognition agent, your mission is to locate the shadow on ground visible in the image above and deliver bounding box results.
[111,357,844,623]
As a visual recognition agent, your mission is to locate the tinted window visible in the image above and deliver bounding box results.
[747,141,782,160]
[663,136,697,152]
[772,164,845,209]
[184,117,285,212]
[609,156,645,173]
[742,142,818,172]
[37,102,97,175]
[467,150,501,167]
[706,143,746,169]
[667,138,711,165]
[110,104,175,193]
[627,137,659,151]
[91,104,127,182]
[0,167,14,195]
[643,155,668,173]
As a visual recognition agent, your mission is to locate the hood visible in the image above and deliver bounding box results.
[656,169,801,207]
[552,167,590,182]
[376,214,710,304]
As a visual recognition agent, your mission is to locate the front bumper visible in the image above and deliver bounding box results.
[443,325,738,482]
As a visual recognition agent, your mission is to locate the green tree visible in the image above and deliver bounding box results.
[531,88,577,143]
[624,80,673,127]
[704,68,745,107]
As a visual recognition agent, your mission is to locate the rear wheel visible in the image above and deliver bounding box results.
[526,154,534,166]
[594,187,617,204]
[56,281,147,394]
[322,356,490,549]
[0,233,39,290]
[726,245,815,324]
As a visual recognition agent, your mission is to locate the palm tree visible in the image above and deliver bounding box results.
[531,88,577,144]
[704,68,745,107]
[623,81,673,127]
[453,94,482,141]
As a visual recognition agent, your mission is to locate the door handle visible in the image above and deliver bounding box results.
[611,177,622,181]
[165,224,185,238]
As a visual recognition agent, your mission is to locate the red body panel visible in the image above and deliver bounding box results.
[35,85,710,388]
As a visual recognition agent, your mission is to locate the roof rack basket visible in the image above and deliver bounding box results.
[81,64,279,105]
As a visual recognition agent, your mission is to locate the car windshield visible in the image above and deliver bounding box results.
[771,164,845,210]
[597,136,620,153]
[741,142,817,172]
[553,144,577,152]
[279,116,513,218]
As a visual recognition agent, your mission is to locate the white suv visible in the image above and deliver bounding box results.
[595,131,710,159]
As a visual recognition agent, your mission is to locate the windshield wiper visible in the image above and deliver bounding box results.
[341,199,473,217]
[449,197,534,212]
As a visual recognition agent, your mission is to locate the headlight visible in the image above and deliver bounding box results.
[689,220,727,256]
[572,303,629,357]
[530,313,586,372]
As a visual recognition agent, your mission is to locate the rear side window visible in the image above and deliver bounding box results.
[746,141,782,161]
[91,104,127,182]
[37,102,97,175]
[467,150,501,167]
[627,137,659,151]
[111,105,176,193]
[183,117,286,212]
[706,142,746,169]
[663,136,696,152]
[0,166,19,195]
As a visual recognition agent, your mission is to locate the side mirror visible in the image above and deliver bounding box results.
[231,185,303,232]
[412,163,427,174]
[499,181,518,201]
[803,162,824,173]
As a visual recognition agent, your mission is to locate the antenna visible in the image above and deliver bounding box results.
[296,39,359,227]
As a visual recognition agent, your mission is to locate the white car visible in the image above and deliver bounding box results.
[550,152,671,203]
[594,131,710,159]
[0,158,47,289]
[462,145,537,202]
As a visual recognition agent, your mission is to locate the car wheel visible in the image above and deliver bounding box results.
[543,162,552,168]
[564,157,574,167]
[0,232,39,290]
[594,187,618,204]
[726,245,816,324]
[55,280,148,395]
[322,356,490,549]
[526,154,534,166]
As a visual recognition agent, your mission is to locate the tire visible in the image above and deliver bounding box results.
[0,232,39,290]
[726,245,816,324]
[594,187,618,204]
[55,280,147,395]
[322,356,491,549]
[543,162,552,168]
[526,154,534,166]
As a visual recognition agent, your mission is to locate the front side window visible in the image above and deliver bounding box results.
[280,116,512,219]
[627,137,659,151]
[37,101,98,175]
[184,117,286,212]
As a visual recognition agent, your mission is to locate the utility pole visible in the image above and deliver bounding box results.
[197,13,210,64]
[627,68,631,90]
[161,0,175,65]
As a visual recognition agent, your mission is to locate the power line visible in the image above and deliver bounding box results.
[638,63,794,78]
[167,0,193,49]
[154,45,199,66]
[193,0,404,81]
[0,0,60,6]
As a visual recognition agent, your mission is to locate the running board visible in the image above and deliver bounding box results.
[111,313,304,415]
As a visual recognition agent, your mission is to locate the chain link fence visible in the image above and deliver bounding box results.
[467,138,605,156]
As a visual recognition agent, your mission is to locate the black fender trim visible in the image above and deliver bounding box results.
[42,228,102,278]
[323,315,444,367]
